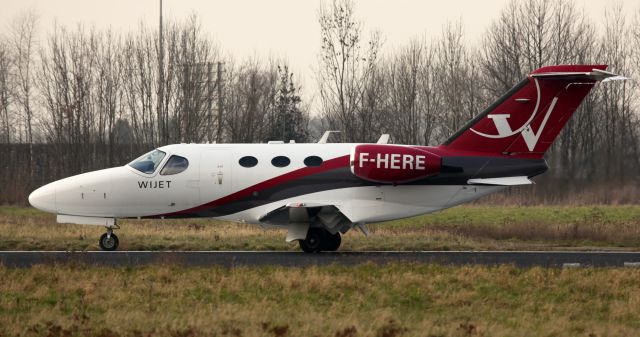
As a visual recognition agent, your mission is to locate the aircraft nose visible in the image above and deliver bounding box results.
[28,182,57,213]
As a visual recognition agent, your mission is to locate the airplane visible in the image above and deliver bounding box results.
[28,65,625,252]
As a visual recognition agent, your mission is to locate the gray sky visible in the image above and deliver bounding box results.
[0,0,636,110]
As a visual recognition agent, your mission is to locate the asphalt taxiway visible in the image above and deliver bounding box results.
[1,251,640,268]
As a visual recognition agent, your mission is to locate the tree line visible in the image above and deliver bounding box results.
[317,0,640,203]
[1,0,639,204]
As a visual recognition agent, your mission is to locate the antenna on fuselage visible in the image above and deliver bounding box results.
[318,131,341,144]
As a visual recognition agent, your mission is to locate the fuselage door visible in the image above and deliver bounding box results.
[200,149,232,203]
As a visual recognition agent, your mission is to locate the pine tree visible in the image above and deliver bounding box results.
[270,65,308,142]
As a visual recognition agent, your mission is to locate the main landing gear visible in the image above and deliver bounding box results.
[99,226,119,251]
[299,228,341,253]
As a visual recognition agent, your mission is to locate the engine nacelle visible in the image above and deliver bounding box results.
[350,144,441,184]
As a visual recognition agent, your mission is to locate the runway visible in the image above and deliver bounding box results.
[1,251,640,268]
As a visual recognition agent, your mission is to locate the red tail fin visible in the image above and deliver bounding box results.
[443,65,618,157]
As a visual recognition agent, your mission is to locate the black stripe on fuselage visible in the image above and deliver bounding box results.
[162,156,548,219]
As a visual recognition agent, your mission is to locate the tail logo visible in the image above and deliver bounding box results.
[470,78,556,152]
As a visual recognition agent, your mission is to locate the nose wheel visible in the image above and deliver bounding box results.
[99,228,119,251]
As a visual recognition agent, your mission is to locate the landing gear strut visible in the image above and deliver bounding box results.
[99,227,119,251]
[299,228,341,253]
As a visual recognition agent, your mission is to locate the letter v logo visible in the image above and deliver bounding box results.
[521,97,558,151]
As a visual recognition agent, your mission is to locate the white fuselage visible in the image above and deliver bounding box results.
[29,143,504,227]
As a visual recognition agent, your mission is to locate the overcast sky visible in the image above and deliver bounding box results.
[0,0,636,110]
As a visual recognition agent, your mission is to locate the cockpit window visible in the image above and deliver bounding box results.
[160,155,189,175]
[128,149,166,174]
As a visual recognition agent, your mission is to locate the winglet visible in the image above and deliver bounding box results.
[376,134,390,144]
[318,131,341,144]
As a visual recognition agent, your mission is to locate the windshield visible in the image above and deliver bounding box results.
[128,149,166,174]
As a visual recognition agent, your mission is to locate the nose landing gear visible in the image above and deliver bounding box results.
[99,226,119,251]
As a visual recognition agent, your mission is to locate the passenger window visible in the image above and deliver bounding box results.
[304,156,323,167]
[271,156,290,168]
[160,155,189,175]
[239,156,258,168]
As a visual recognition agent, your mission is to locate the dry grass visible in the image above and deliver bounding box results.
[2,206,640,336]
[478,182,640,205]
[0,264,639,336]
[1,205,640,251]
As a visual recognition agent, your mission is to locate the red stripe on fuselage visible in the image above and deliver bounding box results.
[159,155,351,217]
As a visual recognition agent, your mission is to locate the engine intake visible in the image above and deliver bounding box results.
[350,144,441,184]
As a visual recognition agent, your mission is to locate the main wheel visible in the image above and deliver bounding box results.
[99,232,119,251]
[299,228,324,253]
[324,232,341,251]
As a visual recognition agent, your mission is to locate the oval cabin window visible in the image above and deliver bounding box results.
[271,156,290,168]
[239,156,258,168]
[304,156,323,167]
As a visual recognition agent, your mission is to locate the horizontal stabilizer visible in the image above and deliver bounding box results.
[467,176,533,186]
[530,68,627,81]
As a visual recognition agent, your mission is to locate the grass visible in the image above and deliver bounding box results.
[2,207,640,336]
[0,264,639,336]
[1,205,640,251]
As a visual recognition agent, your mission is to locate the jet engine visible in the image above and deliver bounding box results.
[350,144,441,184]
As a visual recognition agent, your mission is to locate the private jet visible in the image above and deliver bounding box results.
[29,65,625,252]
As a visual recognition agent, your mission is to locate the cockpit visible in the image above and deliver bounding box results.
[129,149,166,174]
[128,149,189,175]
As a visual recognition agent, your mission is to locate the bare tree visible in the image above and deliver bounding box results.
[9,10,38,188]
[433,21,480,143]
[481,0,593,95]
[317,0,380,142]
[119,15,220,146]
[634,8,640,66]
[595,3,639,183]
[94,29,126,165]
[224,58,278,143]
[1,1,639,204]
[0,38,11,143]
[122,24,158,146]
[10,11,38,144]
[377,40,426,144]
[359,52,387,142]
[171,15,218,143]
[37,25,102,173]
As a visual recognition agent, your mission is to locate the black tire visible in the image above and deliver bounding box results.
[324,232,341,252]
[299,228,324,253]
[99,232,119,251]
